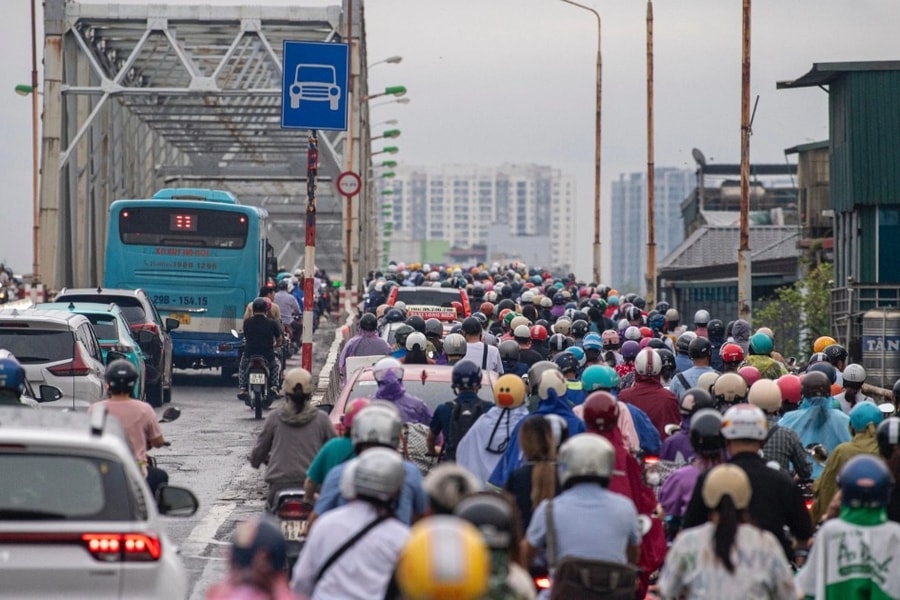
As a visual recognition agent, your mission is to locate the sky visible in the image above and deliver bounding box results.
[1,0,896,280]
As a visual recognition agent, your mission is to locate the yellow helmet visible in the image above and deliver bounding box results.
[396,516,490,600]
[493,374,526,409]
[813,335,837,354]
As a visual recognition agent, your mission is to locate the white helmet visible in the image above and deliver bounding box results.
[553,318,572,335]
[693,309,711,326]
[521,291,535,304]
[394,301,407,311]
[748,378,783,413]
[351,402,403,447]
[634,348,662,376]
[406,332,427,352]
[443,333,467,356]
[624,326,642,341]
[843,363,867,385]
[721,404,768,441]
[537,368,567,401]
[557,434,615,487]
[341,447,405,502]
[713,372,749,405]
[373,357,404,383]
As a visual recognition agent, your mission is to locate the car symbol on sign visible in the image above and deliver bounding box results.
[289,64,341,111]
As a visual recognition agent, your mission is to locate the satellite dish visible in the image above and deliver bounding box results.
[692,148,707,167]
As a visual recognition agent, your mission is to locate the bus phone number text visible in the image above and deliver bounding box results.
[152,295,209,307]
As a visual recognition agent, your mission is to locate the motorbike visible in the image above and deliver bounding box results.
[223,330,275,419]
[146,407,181,495]
[270,488,311,572]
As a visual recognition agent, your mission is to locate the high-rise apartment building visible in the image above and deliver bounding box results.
[385,164,576,272]
[610,168,694,292]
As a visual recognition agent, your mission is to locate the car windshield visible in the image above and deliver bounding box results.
[394,289,460,308]
[0,330,72,363]
[84,315,119,342]
[297,65,334,83]
[0,454,135,521]
[57,295,147,326]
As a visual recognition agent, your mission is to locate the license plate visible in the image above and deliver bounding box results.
[171,312,191,325]
[249,373,266,385]
[281,519,308,541]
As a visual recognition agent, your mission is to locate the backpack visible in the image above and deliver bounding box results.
[399,422,436,477]
[442,400,489,461]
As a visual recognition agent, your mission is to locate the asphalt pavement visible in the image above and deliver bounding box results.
[155,316,339,599]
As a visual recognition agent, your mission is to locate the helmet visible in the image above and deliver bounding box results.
[105,359,139,392]
[396,516,490,600]
[624,326,642,341]
[451,360,482,392]
[583,333,602,351]
[838,455,893,509]
[822,344,848,365]
[548,333,573,352]
[807,351,828,366]
[282,367,314,397]
[0,357,26,395]
[373,357,404,383]
[479,302,495,318]
[582,392,619,433]
[633,296,646,310]
[530,324,549,342]
[565,346,586,368]
[499,340,520,363]
[689,408,725,456]
[601,329,620,348]
[520,291,535,305]
[638,326,653,339]
[721,404,768,441]
[571,320,590,338]
[665,308,680,323]
[406,315,427,333]
[406,331,428,352]
[422,464,482,514]
[553,351,580,374]
[582,365,620,392]
[646,338,666,350]
[393,324,415,348]
[655,301,670,314]
[536,367,567,401]
[806,361,837,385]
[344,447,406,502]
[634,348,662,376]
[843,363,867,386]
[656,348,676,376]
[720,342,745,363]
[707,319,725,339]
[425,318,443,338]
[813,335,838,354]
[509,316,530,332]
[540,296,552,308]
[230,515,287,573]
[471,312,488,327]
[557,434,615,487]
[251,297,268,313]
[454,494,515,550]
[526,361,557,395]
[696,371,720,394]
[702,464,752,511]
[876,417,900,459]
[749,332,774,355]
[493,374,526,409]
[713,372,749,406]
[553,318,572,335]
[461,317,482,336]
[443,333,467,356]
[801,370,831,398]
[849,402,883,433]
[625,306,643,322]
[648,313,666,331]
[693,309,711,326]
[679,387,715,415]
[513,325,531,340]
[359,313,378,332]
[341,397,370,430]
[688,337,712,359]
[621,340,640,361]
[748,378,782,413]
[676,332,697,354]
[737,365,761,388]
[385,308,405,323]
[351,402,403,448]
[776,374,802,404]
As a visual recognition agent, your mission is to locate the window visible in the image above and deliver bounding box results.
[119,207,249,249]
[0,329,72,363]
[85,315,119,342]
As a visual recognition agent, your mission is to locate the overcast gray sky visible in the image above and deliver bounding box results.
[1,0,895,279]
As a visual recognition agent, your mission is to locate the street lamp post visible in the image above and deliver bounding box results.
[371,129,401,142]
[559,0,602,285]
[368,55,402,69]
[370,97,410,110]
[15,82,40,285]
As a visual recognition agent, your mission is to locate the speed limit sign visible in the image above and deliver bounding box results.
[336,171,361,197]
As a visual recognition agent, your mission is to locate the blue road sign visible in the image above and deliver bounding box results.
[282,41,349,131]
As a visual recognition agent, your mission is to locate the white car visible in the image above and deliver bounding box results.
[0,407,198,599]
[0,308,107,409]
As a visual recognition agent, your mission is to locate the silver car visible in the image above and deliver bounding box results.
[0,407,198,598]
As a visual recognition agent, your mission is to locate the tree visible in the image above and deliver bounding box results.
[754,261,832,361]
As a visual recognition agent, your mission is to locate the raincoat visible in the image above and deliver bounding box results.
[455,405,530,484]
[778,395,851,479]
[372,370,433,425]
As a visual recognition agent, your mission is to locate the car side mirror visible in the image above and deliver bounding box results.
[155,484,199,517]
[106,351,127,364]
[138,330,155,346]
[38,384,63,403]
[165,317,180,332]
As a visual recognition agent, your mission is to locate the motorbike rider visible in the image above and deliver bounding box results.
[304,398,369,502]
[0,356,29,406]
[442,332,468,365]
[835,363,875,414]
[659,387,717,464]
[462,317,504,374]
[273,279,301,350]
[876,417,900,522]
[706,319,726,372]
[371,357,432,425]
[90,359,168,494]
[747,379,811,479]
[427,360,493,462]
[742,332,788,380]
[670,337,719,401]
[730,318,751,356]
[674,332,696,374]
[250,368,335,507]
[238,297,283,404]
[243,284,281,321]
[618,348,681,440]
[339,313,392,384]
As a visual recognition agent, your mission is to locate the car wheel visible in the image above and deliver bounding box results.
[146,381,164,408]
[163,385,172,404]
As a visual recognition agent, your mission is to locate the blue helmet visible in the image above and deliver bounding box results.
[849,402,883,433]
[0,358,26,395]
[565,346,587,369]
[553,351,580,375]
[451,360,482,392]
[582,365,619,392]
[839,454,893,509]
[583,333,602,351]
[385,308,405,323]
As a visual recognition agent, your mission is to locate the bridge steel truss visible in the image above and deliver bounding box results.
[40,0,375,292]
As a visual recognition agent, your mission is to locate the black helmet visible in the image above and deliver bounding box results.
[276,278,289,291]
[676,332,696,354]
[230,515,287,572]
[806,361,837,385]
[707,319,725,340]
[625,306,643,322]
[385,308,405,323]
[632,296,646,310]
[406,315,426,334]
[461,317,482,336]
[688,337,712,359]
[451,360,482,392]
[496,299,516,313]
[471,312,488,327]
[822,344,848,365]
[893,378,900,399]
[359,313,378,332]
[424,318,443,338]
[571,320,590,338]
[646,338,666,350]
[105,359,139,392]
[689,408,725,457]
[499,340,520,362]
[876,417,900,459]
[548,333,573,352]
[553,351,580,375]
[679,387,715,415]
[656,348,676,376]
[454,493,515,551]
[251,297,268,313]
[655,301,670,314]
[801,370,831,398]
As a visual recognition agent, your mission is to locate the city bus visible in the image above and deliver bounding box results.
[103,188,277,379]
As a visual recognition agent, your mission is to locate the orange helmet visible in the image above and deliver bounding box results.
[813,336,837,354]
[480,302,494,318]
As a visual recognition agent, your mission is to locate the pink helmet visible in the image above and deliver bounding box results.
[340,397,371,433]
[738,365,762,388]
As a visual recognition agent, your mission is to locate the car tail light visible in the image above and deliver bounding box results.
[460,290,471,317]
[82,533,162,562]
[130,322,159,335]
[103,344,133,354]
[277,500,311,520]
[534,576,551,590]
[387,287,398,306]
[48,343,93,377]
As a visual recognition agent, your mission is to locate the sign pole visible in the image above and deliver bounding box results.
[302,130,318,372]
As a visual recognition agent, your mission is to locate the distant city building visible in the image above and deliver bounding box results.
[610,168,694,293]
[383,164,575,271]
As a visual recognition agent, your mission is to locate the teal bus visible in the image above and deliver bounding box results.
[103,188,277,378]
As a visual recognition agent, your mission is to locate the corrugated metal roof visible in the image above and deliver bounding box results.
[659,226,800,271]
[777,61,900,89]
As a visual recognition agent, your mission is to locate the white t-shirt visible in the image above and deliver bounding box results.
[463,341,504,374]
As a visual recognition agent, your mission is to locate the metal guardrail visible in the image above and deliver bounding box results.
[312,309,356,408]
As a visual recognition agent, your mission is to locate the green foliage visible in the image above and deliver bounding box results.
[754,262,832,360]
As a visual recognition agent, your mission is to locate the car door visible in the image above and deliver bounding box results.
[76,322,107,401]
[145,297,173,388]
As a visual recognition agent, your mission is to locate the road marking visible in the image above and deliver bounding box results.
[186,501,236,546]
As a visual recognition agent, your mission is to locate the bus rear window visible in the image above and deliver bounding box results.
[119,207,249,249]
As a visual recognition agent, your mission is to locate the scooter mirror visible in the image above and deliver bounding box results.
[231,329,240,338]
[160,406,182,423]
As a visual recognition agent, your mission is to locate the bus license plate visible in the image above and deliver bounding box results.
[171,312,191,325]
[249,373,266,385]
[281,519,308,541]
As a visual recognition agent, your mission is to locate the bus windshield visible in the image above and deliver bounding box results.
[118,206,249,249]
